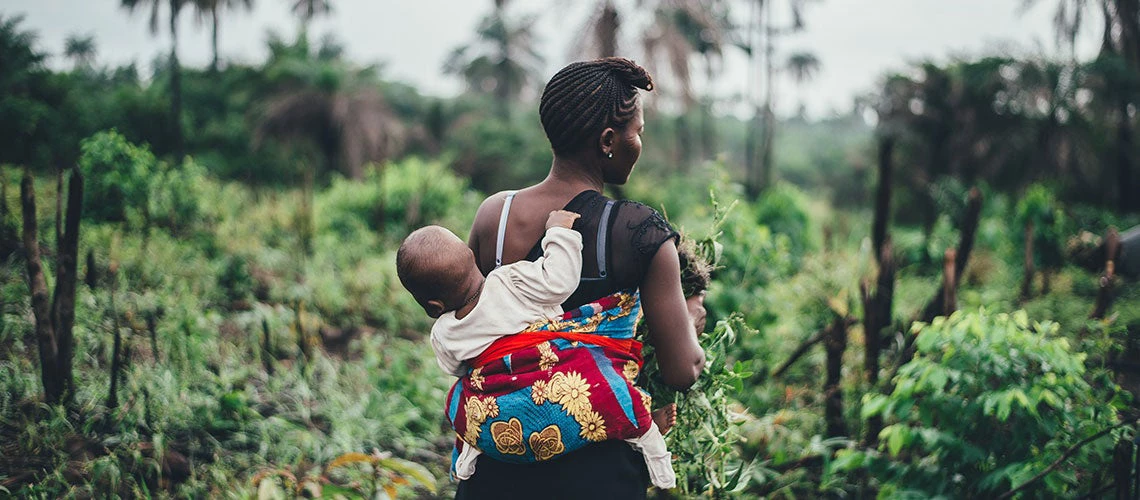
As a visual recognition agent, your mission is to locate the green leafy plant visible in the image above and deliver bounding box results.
[835,308,1126,498]
[78,129,157,224]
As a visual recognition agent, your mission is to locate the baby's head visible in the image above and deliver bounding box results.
[397,225,483,318]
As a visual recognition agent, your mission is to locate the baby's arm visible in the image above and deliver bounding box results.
[507,210,583,306]
[430,329,467,377]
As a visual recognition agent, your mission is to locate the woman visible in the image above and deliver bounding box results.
[457,57,706,499]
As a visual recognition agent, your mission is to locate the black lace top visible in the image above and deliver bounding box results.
[523,190,679,309]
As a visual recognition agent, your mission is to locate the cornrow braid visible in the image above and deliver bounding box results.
[539,57,654,156]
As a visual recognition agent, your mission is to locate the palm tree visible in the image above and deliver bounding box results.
[570,0,621,59]
[193,0,253,72]
[785,50,820,118]
[254,32,405,180]
[743,0,816,199]
[121,0,189,160]
[63,34,96,70]
[443,0,543,118]
[1022,0,1139,211]
[639,0,733,164]
[291,0,332,27]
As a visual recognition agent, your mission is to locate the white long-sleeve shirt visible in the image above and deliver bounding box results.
[429,226,583,376]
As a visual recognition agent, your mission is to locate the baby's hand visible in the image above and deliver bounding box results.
[546,210,580,230]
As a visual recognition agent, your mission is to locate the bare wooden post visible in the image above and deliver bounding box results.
[824,316,848,438]
[294,300,311,361]
[1092,228,1121,320]
[1112,438,1133,500]
[862,240,894,446]
[85,249,97,288]
[942,248,957,316]
[146,311,159,362]
[22,171,64,403]
[919,189,982,323]
[872,136,895,260]
[21,169,83,406]
[1021,220,1035,303]
[262,318,274,375]
[54,168,63,244]
[52,169,82,395]
[1,168,8,217]
[108,269,122,409]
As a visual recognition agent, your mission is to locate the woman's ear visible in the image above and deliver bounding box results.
[598,127,617,156]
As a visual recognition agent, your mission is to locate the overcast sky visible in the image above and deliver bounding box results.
[5,0,1103,118]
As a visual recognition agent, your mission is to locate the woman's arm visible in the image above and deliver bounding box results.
[640,239,705,390]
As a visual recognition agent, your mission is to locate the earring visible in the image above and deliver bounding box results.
[607,152,614,158]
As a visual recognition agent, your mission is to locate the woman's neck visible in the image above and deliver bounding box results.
[543,155,604,193]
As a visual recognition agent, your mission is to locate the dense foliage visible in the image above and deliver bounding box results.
[3,2,1140,498]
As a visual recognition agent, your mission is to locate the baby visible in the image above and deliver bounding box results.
[396,210,676,488]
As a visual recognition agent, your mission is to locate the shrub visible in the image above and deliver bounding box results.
[315,157,475,242]
[753,183,816,255]
[147,156,209,234]
[835,308,1124,498]
[78,130,157,223]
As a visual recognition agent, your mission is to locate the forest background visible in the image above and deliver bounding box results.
[2,0,1140,498]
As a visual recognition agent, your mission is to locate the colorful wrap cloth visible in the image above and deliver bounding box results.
[445,290,654,469]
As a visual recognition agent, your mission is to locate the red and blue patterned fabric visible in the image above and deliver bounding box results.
[445,290,654,470]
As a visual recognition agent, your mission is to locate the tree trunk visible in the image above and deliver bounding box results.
[1021,220,1035,303]
[55,168,62,244]
[745,109,761,199]
[675,114,693,169]
[262,318,274,375]
[596,1,618,58]
[50,169,82,401]
[85,249,97,288]
[1112,438,1134,500]
[824,315,848,438]
[1118,98,1136,212]
[873,136,895,260]
[700,97,716,161]
[169,0,185,162]
[759,0,776,194]
[22,172,64,404]
[146,312,159,362]
[22,169,83,406]
[941,248,957,316]
[862,240,894,446]
[919,188,982,322]
[210,6,220,73]
[107,279,123,409]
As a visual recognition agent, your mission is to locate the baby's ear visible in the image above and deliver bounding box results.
[425,299,446,318]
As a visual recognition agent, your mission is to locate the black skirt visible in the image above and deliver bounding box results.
[454,440,650,499]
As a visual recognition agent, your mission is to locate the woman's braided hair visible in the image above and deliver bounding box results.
[539,57,654,156]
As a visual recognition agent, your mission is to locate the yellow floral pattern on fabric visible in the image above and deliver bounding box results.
[462,395,500,443]
[531,380,549,404]
[537,341,559,371]
[490,418,526,456]
[638,388,652,416]
[470,366,485,391]
[548,371,592,418]
[521,292,637,334]
[578,410,607,441]
[622,361,639,381]
[528,425,565,461]
[613,293,638,318]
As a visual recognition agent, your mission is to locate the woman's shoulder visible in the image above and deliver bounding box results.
[613,199,678,256]
[469,190,516,238]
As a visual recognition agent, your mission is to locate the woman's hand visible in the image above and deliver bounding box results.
[686,291,707,334]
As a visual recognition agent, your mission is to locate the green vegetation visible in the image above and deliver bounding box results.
[3,1,1140,498]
